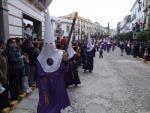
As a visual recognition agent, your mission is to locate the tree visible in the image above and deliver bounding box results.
[114,32,133,41]
[136,30,149,42]
[124,32,133,41]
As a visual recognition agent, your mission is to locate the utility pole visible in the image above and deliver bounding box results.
[0,0,9,42]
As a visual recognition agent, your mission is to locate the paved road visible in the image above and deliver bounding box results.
[11,49,150,113]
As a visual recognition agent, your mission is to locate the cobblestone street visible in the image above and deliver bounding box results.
[11,49,150,113]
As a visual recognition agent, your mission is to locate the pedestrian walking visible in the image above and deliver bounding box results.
[99,47,103,58]
[120,42,125,56]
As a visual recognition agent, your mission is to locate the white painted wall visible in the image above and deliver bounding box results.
[120,15,132,33]
[131,0,145,24]
[7,0,45,38]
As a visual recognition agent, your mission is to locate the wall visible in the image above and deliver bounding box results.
[131,0,144,24]
[144,0,150,29]
[7,0,45,38]
[52,17,72,39]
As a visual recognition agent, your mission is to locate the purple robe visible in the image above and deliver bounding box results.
[36,61,70,113]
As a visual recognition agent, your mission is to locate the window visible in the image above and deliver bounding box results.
[66,26,70,32]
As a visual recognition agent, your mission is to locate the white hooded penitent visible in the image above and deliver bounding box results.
[67,36,76,59]
[87,33,94,52]
[37,10,63,73]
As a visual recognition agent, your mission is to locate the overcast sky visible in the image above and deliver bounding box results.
[49,0,136,29]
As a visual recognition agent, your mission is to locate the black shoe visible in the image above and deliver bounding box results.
[75,84,78,87]
[14,96,22,101]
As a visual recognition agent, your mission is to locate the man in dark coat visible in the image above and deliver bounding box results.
[0,39,9,111]
[83,34,94,72]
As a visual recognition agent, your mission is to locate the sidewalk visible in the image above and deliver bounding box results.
[1,87,36,113]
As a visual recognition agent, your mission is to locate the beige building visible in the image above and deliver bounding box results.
[51,17,72,39]
[61,12,101,40]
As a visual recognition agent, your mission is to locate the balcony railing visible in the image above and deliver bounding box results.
[35,0,45,10]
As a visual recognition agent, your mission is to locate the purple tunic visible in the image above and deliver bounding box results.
[36,61,70,113]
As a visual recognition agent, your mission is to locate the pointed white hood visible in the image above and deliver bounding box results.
[87,33,94,52]
[67,36,76,59]
[37,10,63,73]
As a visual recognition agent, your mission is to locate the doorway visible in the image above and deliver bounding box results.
[23,14,42,40]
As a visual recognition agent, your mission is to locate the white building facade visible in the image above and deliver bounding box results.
[100,27,108,36]
[131,0,145,32]
[1,0,52,41]
[117,0,146,35]
[120,15,132,33]
[61,12,102,40]
[117,22,121,34]
[94,22,101,36]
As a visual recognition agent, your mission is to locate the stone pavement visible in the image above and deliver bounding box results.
[10,48,150,113]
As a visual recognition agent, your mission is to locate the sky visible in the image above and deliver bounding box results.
[49,0,136,29]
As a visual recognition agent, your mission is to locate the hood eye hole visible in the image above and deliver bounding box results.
[47,58,54,66]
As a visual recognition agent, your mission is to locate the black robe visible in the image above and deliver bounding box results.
[83,49,94,72]
[64,55,81,87]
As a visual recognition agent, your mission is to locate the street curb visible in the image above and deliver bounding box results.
[1,86,36,113]
[138,58,150,64]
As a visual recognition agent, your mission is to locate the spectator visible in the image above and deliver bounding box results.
[18,38,32,94]
[23,23,27,38]
[33,42,41,54]
[0,39,9,111]
[22,39,39,86]
[25,24,33,39]
[6,38,23,100]
[60,36,67,49]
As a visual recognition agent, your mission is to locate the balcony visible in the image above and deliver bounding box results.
[26,0,46,10]
[28,0,36,3]
[34,0,46,11]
